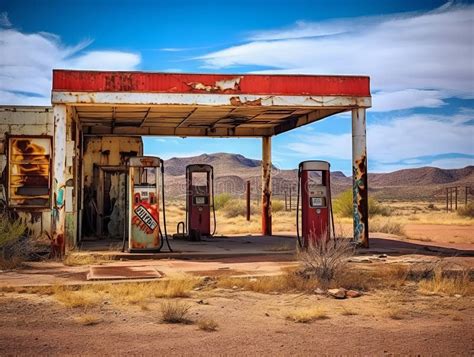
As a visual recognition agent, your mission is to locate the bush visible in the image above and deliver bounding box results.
[160,301,191,324]
[369,219,405,236]
[272,200,284,213]
[333,189,391,217]
[198,318,218,331]
[458,202,474,218]
[221,199,256,218]
[297,236,354,289]
[0,214,27,269]
[214,193,233,210]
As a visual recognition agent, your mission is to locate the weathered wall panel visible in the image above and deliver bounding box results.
[0,106,54,238]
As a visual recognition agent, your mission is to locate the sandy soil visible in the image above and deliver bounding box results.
[404,224,474,247]
[0,286,472,356]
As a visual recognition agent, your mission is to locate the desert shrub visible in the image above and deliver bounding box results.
[457,202,474,218]
[0,214,27,269]
[214,193,233,210]
[160,301,191,324]
[369,219,405,236]
[297,236,354,289]
[333,189,391,217]
[427,203,437,210]
[286,307,328,323]
[272,200,284,213]
[418,268,472,296]
[198,318,218,331]
[221,199,256,218]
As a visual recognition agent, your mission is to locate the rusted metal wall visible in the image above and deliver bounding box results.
[261,136,272,236]
[82,136,143,238]
[352,108,369,247]
[0,106,54,238]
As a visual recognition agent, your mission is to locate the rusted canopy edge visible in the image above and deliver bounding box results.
[52,92,371,108]
[52,70,371,97]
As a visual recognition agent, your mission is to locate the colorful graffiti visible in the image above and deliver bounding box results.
[352,154,369,248]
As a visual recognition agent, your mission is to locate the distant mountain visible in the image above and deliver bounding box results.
[162,153,473,200]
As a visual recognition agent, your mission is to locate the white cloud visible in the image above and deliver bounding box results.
[0,90,50,106]
[286,111,474,170]
[0,12,11,27]
[0,27,141,105]
[372,89,446,112]
[199,3,474,105]
[371,157,474,173]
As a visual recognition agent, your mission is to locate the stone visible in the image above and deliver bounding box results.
[454,294,462,298]
[346,290,362,298]
[328,288,347,299]
[314,288,325,295]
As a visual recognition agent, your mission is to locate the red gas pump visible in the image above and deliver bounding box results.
[296,160,335,248]
[185,164,216,241]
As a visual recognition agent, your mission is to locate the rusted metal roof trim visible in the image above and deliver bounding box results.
[52,70,371,97]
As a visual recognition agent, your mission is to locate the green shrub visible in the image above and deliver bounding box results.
[272,200,285,213]
[214,193,233,210]
[221,199,249,218]
[333,189,391,217]
[457,202,474,218]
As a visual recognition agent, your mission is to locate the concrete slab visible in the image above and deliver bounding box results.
[87,265,162,281]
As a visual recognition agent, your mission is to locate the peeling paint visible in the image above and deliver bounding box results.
[230,96,262,106]
[187,76,242,93]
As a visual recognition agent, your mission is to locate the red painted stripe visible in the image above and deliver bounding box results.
[52,70,370,97]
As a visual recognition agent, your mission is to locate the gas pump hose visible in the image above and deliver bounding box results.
[296,165,303,248]
[160,160,173,252]
[211,168,217,237]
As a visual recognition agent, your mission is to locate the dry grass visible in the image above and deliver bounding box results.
[340,307,358,316]
[160,301,191,324]
[74,314,102,326]
[217,271,317,294]
[385,306,405,320]
[286,306,329,323]
[369,219,405,236]
[418,268,472,296]
[53,285,102,308]
[197,318,219,331]
[45,276,199,308]
[63,253,115,266]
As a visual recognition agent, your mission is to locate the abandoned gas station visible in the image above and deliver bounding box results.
[0,70,371,256]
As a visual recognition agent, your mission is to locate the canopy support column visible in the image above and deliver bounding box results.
[351,108,369,247]
[52,104,67,256]
[261,136,272,236]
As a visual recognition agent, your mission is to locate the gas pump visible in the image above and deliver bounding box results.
[124,156,172,253]
[184,164,216,240]
[296,160,335,248]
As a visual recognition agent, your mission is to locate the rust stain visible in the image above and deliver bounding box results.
[229,97,262,106]
[9,138,51,207]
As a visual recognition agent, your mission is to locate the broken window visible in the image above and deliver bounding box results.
[8,136,52,208]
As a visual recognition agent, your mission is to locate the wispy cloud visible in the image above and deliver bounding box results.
[286,110,474,171]
[0,18,141,105]
[199,3,474,107]
[0,12,11,27]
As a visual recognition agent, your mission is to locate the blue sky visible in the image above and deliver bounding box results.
[0,0,473,174]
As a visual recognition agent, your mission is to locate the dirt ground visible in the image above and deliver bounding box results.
[0,284,472,356]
